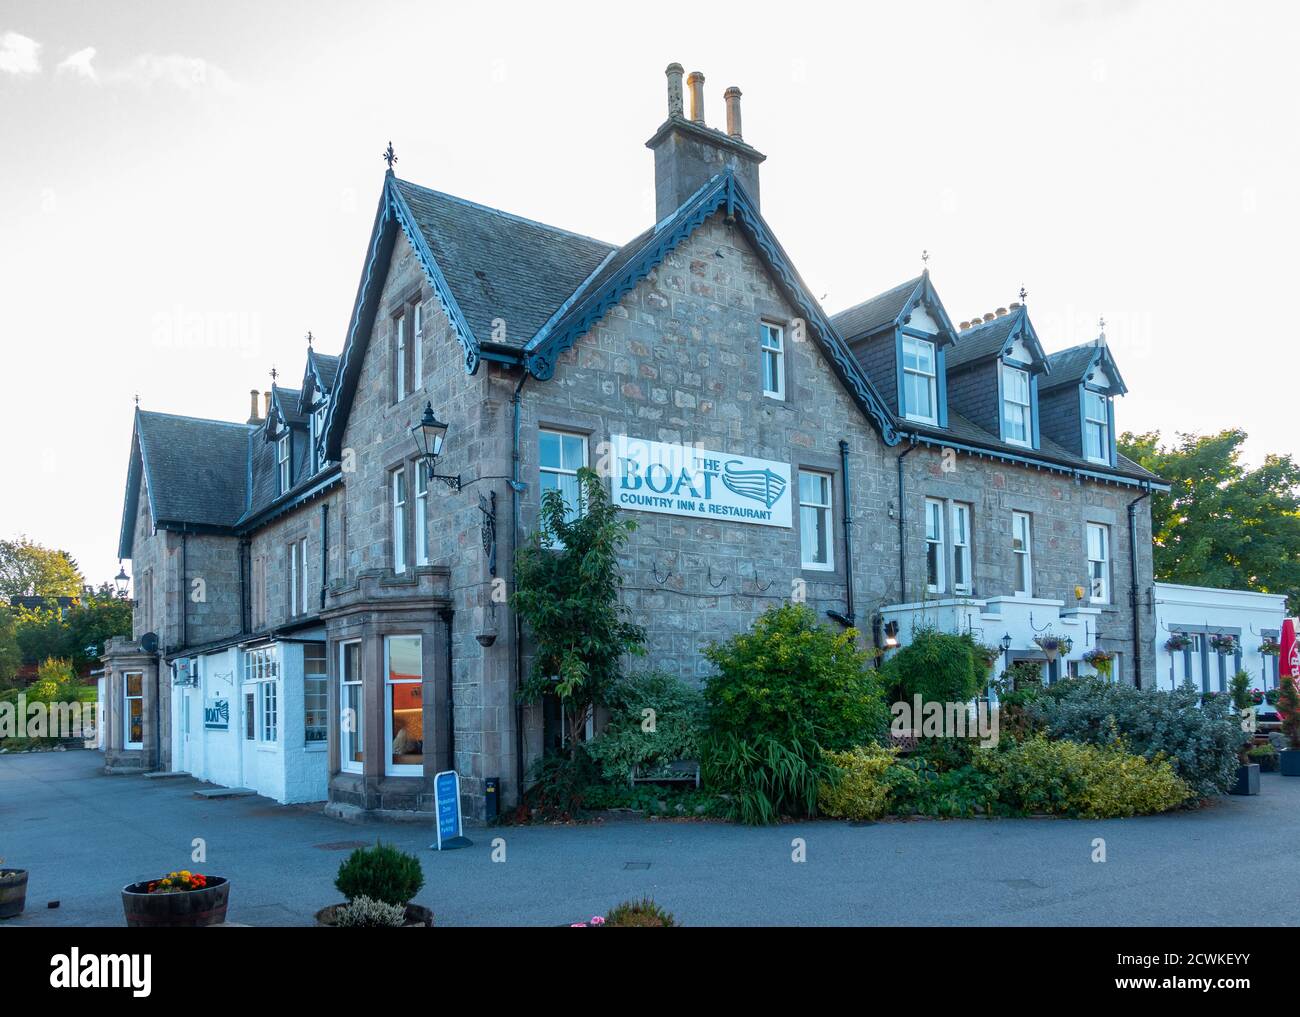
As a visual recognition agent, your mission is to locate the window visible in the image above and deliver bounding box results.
[1012,512,1033,596]
[244,691,255,740]
[124,672,143,749]
[288,538,308,617]
[277,432,291,493]
[901,336,937,423]
[415,462,429,566]
[1084,391,1110,463]
[340,640,364,772]
[412,304,423,391]
[924,498,945,593]
[1086,523,1110,604]
[395,313,407,401]
[304,643,328,744]
[1001,365,1031,447]
[798,470,833,570]
[539,429,587,541]
[310,400,327,473]
[392,467,408,574]
[385,635,424,776]
[760,322,785,399]
[951,502,972,595]
[260,681,278,742]
[1264,630,1280,688]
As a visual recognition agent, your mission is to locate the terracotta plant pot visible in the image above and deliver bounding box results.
[122,876,230,927]
[315,902,433,927]
[0,869,28,919]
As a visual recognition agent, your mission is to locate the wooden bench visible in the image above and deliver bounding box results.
[629,760,700,789]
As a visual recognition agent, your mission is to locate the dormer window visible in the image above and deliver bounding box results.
[310,400,327,472]
[276,432,291,493]
[901,336,937,423]
[1001,364,1032,447]
[1084,390,1111,464]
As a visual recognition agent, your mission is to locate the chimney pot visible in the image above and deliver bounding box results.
[959,321,971,331]
[687,71,706,124]
[1010,302,1021,311]
[724,86,743,139]
[983,312,996,323]
[996,306,1008,317]
[665,63,685,118]
[247,388,260,424]
[263,390,272,418]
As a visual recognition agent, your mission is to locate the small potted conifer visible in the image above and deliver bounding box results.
[1229,671,1260,795]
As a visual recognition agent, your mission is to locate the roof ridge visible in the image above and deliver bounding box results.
[393,176,619,250]
[138,409,256,430]
[830,274,922,319]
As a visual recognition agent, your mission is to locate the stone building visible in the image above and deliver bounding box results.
[112,64,1166,819]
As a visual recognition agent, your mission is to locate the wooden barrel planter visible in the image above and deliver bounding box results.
[315,903,433,927]
[121,877,230,927]
[0,869,28,919]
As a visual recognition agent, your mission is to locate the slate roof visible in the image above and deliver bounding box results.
[135,411,252,527]
[1042,341,1104,391]
[830,276,922,340]
[392,178,617,347]
[945,314,1020,371]
[311,351,339,391]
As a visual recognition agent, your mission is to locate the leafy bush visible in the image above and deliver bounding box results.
[883,757,999,817]
[702,603,887,750]
[1031,678,1246,797]
[581,783,724,817]
[520,751,599,822]
[975,736,1190,818]
[992,668,1045,742]
[700,730,829,825]
[605,897,677,927]
[333,895,407,927]
[818,743,898,821]
[1279,677,1300,749]
[882,627,987,706]
[583,671,704,782]
[334,842,424,907]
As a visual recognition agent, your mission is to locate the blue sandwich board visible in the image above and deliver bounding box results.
[431,769,472,851]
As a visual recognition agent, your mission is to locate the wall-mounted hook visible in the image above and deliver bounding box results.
[752,566,774,594]
[707,565,728,590]
[1029,612,1054,634]
[651,559,674,586]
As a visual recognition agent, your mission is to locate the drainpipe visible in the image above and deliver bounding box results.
[238,538,250,634]
[180,532,188,649]
[827,439,856,628]
[1127,484,1151,689]
[440,607,455,772]
[510,370,530,806]
[319,502,329,611]
[896,439,917,604]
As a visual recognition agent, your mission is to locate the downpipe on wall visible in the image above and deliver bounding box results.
[509,369,530,809]
[1128,484,1151,690]
[826,439,856,629]
[895,439,918,606]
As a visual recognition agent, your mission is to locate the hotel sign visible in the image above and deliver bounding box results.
[204,698,230,731]
[611,434,792,528]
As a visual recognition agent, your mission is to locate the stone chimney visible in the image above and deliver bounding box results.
[263,391,272,418]
[247,389,261,425]
[646,63,766,222]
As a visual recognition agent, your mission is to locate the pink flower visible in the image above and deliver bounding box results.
[590,915,606,925]
[570,922,587,927]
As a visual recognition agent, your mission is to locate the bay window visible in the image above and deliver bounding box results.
[340,640,363,772]
[303,643,328,744]
[385,635,424,776]
[124,672,144,749]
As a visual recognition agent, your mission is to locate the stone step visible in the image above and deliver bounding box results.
[193,787,256,799]
[144,770,191,779]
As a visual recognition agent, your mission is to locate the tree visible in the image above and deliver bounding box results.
[0,607,21,688]
[513,468,645,756]
[0,536,84,601]
[1120,429,1300,612]
[14,587,132,673]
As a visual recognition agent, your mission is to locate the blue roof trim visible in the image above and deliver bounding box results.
[900,272,958,343]
[526,171,902,446]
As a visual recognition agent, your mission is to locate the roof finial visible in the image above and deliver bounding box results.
[921,249,930,273]
[1097,315,1106,342]
[133,393,140,407]
[1019,285,1028,304]
[306,330,314,348]
[270,365,278,384]
[383,141,397,173]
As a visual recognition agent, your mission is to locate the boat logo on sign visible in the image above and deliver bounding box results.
[720,461,787,510]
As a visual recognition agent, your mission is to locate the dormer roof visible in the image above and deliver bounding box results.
[831,271,957,344]
[946,304,1049,374]
[1042,339,1128,395]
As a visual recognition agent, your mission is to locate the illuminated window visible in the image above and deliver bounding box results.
[385,635,423,776]
[124,672,144,749]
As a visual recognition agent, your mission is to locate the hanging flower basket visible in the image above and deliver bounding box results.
[1033,634,1064,661]
[1164,633,1191,652]
[1260,639,1281,657]
[1247,687,1265,706]
[1209,633,1238,655]
[1266,688,1282,706]
[1082,648,1114,678]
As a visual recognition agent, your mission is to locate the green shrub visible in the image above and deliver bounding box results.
[1279,677,1300,749]
[333,895,407,927]
[334,842,424,906]
[883,627,987,706]
[605,897,677,927]
[521,751,599,821]
[581,783,724,817]
[819,744,898,821]
[1031,678,1246,797]
[700,730,829,825]
[975,736,1190,818]
[702,603,887,750]
[583,671,704,782]
[883,757,999,817]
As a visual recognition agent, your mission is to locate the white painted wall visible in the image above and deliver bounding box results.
[1153,582,1287,697]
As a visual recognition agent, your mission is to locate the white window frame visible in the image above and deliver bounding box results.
[392,467,408,575]
[798,470,834,571]
[760,321,785,400]
[1001,364,1032,447]
[288,538,308,617]
[951,502,972,596]
[1012,511,1033,597]
[412,304,423,391]
[1084,391,1110,464]
[260,680,278,743]
[539,429,588,545]
[924,498,946,594]
[415,462,429,566]
[901,336,938,424]
[340,640,364,774]
[276,432,291,493]
[303,643,328,745]
[311,401,327,473]
[123,671,144,749]
[1087,523,1110,604]
[395,313,407,400]
[384,635,424,777]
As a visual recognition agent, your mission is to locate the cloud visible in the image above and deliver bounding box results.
[0,31,40,75]
[106,53,236,92]
[56,46,96,81]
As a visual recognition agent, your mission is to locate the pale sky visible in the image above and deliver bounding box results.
[2,0,1296,586]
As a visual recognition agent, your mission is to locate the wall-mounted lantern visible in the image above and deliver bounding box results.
[114,563,130,598]
[411,402,461,492]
